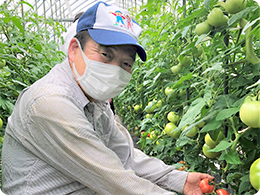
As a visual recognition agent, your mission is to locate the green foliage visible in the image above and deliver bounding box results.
[0,1,65,186]
[115,0,260,194]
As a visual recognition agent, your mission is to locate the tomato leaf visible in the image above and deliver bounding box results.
[176,136,191,147]
[178,98,205,128]
[204,0,211,10]
[216,107,240,121]
[202,62,222,74]
[12,16,24,33]
[209,141,233,152]
[239,174,251,194]
[224,150,242,164]
[18,0,34,10]
[182,25,191,38]
[195,34,208,45]
[203,84,213,103]
[172,73,193,89]
[200,119,221,133]
[228,7,257,26]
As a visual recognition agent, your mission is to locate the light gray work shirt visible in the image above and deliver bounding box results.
[2,59,188,195]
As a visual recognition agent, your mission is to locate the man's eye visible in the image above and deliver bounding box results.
[124,62,132,68]
[102,53,110,58]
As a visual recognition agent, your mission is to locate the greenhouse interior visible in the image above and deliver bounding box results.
[0,0,260,194]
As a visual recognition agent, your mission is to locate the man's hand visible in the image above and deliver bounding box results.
[183,172,215,195]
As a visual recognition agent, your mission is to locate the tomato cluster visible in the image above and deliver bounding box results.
[199,178,229,195]
[195,0,247,36]
[202,130,224,159]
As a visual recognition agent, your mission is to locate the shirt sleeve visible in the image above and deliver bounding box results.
[109,121,188,194]
[23,93,177,195]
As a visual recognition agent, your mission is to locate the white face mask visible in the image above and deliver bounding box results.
[72,39,132,101]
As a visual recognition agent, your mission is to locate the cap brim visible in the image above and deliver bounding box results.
[88,29,146,61]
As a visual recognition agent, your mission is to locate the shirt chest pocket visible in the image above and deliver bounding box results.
[94,112,112,147]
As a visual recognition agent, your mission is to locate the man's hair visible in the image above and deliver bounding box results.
[74,30,91,50]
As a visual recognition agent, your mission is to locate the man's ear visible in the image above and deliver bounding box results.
[68,38,79,62]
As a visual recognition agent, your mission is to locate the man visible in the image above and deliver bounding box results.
[2,1,213,194]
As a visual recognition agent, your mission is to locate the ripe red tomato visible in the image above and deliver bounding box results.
[216,189,229,195]
[178,166,185,171]
[199,178,214,193]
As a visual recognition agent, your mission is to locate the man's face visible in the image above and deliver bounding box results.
[73,38,137,75]
[68,37,137,101]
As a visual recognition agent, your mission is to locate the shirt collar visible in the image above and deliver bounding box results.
[61,58,90,109]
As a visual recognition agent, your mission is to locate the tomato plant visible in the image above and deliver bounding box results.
[199,178,214,193]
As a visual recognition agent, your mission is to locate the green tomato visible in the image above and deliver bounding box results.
[165,87,174,96]
[145,113,154,119]
[205,133,217,148]
[205,131,225,149]
[0,59,6,68]
[178,56,192,67]
[167,112,180,123]
[239,101,260,128]
[216,131,225,142]
[192,45,203,58]
[134,131,139,136]
[186,126,198,137]
[134,105,142,113]
[150,131,158,140]
[207,8,225,27]
[7,26,12,32]
[156,139,163,145]
[202,143,220,158]
[0,118,3,128]
[178,89,186,97]
[250,158,260,191]
[197,121,206,128]
[145,101,158,113]
[225,0,246,14]
[134,126,138,131]
[183,126,198,137]
[156,100,162,108]
[195,21,212,35]
[220,15,229,26]
[171,64,182,74]
[164,122,180,138]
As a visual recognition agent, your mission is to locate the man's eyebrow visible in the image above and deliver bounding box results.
[129,53,136,61]
[108,46,136,61]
